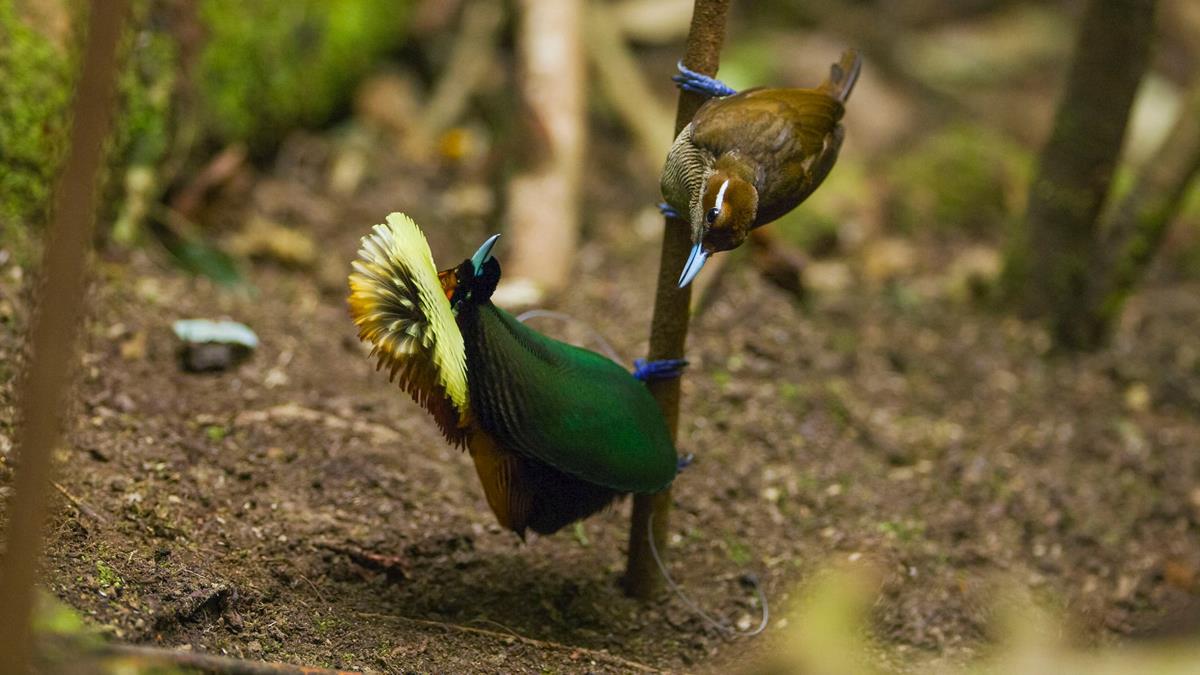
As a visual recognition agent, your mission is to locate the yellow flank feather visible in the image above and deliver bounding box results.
[348,213,470,443]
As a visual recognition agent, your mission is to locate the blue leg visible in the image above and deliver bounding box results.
[672,61,737,98]
[658,202,682,219]
[676,453,695,472]
[633,358,689,382]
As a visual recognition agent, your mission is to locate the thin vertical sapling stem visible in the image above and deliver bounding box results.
[623,0,732,600]
[0,2,129,671]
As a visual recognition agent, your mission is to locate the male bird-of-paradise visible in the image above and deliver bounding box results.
[661,50,862,287]
[348,213,682,537]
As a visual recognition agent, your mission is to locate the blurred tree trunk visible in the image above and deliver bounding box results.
[501,0,586,303]
[1087,81,1200,337]
[1003,0,1157,350]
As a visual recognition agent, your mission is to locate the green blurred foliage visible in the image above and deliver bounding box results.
[107,0,177,244]
[886,124,1031,237]
[0,0,75,255]
[0,0,410,254]
[198,0,410,152]
[750,564,1200,675]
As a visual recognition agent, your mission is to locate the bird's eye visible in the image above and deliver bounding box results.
[706,207,720,224]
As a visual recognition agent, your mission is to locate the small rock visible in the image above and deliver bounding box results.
[1124,382,1151,412]
[181,343,240,372]
[173,319,258,373]
[805,260,852,293]
[112,393,136,413]
[945,245,1001,300]
[1163,560,1196,592]
[119,331,147,360]
[861,238,917,285]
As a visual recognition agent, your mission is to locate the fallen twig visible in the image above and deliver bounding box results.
[101,643,364,675]
[51,481,108,525]
[313,542,409,582]
[234,403,401,444]
[354,611,665,673]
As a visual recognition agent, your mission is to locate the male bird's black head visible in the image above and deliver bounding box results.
[443,234,502,308]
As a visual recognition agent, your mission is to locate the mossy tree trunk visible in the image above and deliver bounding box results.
[1004,0,1157,350]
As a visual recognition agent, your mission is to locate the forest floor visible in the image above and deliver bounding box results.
[4,91,1200,674]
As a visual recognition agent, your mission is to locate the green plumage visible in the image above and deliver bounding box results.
[459,300,677,494]
[349,215,678,536]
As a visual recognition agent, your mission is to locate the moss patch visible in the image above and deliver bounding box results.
[197,0,410,152]
[0,0,75,257]
[885,124,1031,237]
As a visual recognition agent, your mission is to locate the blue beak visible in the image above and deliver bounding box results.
[470,233,501,275]
[677,243,709,288]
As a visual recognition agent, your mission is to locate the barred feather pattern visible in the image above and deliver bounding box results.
[348,213,470,445]
[661,122,714,241]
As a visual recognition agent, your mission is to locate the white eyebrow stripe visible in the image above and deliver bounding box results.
[714,179,730,212]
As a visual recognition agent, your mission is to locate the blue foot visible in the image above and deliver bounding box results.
[676,453,695,472]
[633,358,689,382]
[658,202,682,219]
[672,61,737,98]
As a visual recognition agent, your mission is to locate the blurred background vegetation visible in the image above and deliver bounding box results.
[3,0,1200,671]
[3,0,1198,344]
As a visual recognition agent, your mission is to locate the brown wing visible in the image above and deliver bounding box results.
[692,88,844,225]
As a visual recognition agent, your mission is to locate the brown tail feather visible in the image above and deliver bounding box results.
[820,49,862,104]
[469,430,618,538]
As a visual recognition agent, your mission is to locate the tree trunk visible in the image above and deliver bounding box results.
[1004,0,1157,349]
[502,0,586,302]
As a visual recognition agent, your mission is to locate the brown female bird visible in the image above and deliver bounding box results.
[661,50,862,286]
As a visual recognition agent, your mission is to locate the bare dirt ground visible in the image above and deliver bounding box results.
[3,118,1200,673]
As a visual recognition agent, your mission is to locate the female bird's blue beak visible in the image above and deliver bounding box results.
[471,234,501,275]
[677,243,709,288]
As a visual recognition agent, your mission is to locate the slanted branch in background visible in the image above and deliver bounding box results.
[1086,79,1200,338]
[500,0,587,305]
[408,0,506,155]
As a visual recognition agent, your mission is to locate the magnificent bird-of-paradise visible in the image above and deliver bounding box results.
[662,50,862,287]
[349,213,681,537]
